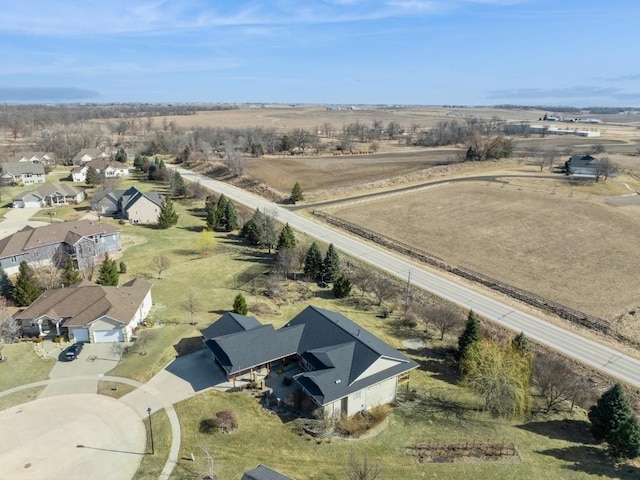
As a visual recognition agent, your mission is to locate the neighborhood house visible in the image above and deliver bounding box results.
[91,186,163,224]
[0,220,121,275]
[564,154,601,176]
[14,278,153,343]
[71,157,129,183]
[9,151,56,165]
[202,306,418,418]
[12,183,85,208]
[0,161,46,185]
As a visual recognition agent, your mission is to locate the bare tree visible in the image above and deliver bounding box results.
[349,264,374,297]
[370,274,397,307]
[423,306,463,340]
[533,355,580,413]
[345,453,383,480]
[182,291,201,325]
[594,156,618,182]
[543,149,558,171]
[199,445,217,480]
[225,148,246,175]
[149,254,171,279]
[0,298,19,361]
[275,248,296,279]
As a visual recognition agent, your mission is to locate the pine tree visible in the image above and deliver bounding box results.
[96,254,119,286]
[119,261,127,274]
[205,197,217,230]
[332,274,352,298]
[157,197,178,229]
[232,293,248,315]
[85,166,101,186]
[114,148,127,164]
[277,223,296,250]
[304,242,323,280]
[290,182,304,204]
[224,200,238,231]
[171,171,187,197]
[512,331,530,353]
[60,254,80,287]
[215,195,229,230]
[0,267,14,300]
[458,310,482,360]
[13,261,43,306]
[323,243,341,282]
[608,414,640,459]
[589,383,634,442]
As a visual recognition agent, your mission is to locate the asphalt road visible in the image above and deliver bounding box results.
[174,167,640,389]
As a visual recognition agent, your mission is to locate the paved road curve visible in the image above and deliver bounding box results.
[175,167,640,389]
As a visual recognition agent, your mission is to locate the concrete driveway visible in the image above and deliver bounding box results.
[40,343,123,398]
[0,394,146,480]
[0,207,48,239]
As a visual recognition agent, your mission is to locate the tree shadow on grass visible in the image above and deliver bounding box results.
[398,345,460,386]
[177,225,203,233]
[539,445,640,479]
[517,419,594,444]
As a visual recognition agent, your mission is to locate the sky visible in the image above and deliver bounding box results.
[0,0,638,106]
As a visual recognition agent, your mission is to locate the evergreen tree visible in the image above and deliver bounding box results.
[133,154,146,170]
[589,383,634,442]
[332,274,352,299]
[157,197,179,229]
[323,243,341,282]
[290,182,304,204]
[224,200,238,231]
[277,223,296,250]
[13,261,43,306]
[215,195,229,230]
[60,254,80,287]
[119,261,127,274]
[96,254,119,286]
[85,166,101,186]
[512,331,530,353]
[608,414,640,459]
[458,310,482,359]
[232,293,248,315]
[0,267,14,301]
[171,171,187,197]
[304,242,323,279]
[114,148,127,164]
[205,197,217,230]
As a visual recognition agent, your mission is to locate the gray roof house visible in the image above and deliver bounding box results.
[204,306,418,418]
[72,148,110,165]
[14,277,152,342]
[0,220,121,275]
[242,464,293,480]
[0,162,45,185]
[12,183,85,208]
[92,186,163,224]
[564,154,600,176]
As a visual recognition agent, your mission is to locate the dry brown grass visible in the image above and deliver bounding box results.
[331,182,640,319]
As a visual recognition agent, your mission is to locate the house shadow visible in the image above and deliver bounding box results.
[173,337,206,357]
[538,445,640,479]
[398,345,459,386]
[164,349,226,393]
[517,419,595,444]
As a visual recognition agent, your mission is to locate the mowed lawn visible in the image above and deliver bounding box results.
[331,182,640,319]
[0,343,55,391]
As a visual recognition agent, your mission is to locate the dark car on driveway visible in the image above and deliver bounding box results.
[64,343,84,361]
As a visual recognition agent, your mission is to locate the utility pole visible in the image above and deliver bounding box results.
[404,270,412,314]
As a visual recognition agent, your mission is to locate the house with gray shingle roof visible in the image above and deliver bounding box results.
[203,306,418,418]
[0,220,121,275]
[242,464,293,480]
[10,151,56,165]
[92,186,163,224]
[13,277,152,342]
[564,154,600,176]
[71,148,110,165]
[0,162,45,185]
[12,183,85,208]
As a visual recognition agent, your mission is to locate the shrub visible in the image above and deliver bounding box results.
[282,376,293,387]
[119,261,127,274]
[34,337,44,344]
[52,336,63,344]
[336,405,390,437]
[214,410,238,433]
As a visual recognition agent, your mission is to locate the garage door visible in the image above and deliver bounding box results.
[71,328,90,343]
[93,329,124,343]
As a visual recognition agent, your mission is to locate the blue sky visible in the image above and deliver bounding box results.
[0,0,638,105]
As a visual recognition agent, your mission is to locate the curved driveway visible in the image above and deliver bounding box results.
[174,167,640,389]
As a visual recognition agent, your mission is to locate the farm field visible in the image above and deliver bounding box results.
[330,181,640,320]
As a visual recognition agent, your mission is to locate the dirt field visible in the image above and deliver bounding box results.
[330,181,640,319]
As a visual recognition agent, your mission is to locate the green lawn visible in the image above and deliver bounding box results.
[0,343,55,392]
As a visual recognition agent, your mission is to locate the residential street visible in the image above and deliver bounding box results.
[173,166,640,390]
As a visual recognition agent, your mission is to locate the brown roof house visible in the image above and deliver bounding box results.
[12,183,85,208]
[0,220,121,275]
[71,148,110,165]
[14,278,153,342]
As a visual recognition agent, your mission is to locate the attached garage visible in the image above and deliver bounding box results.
[93,329,124,343]
[69,327,90,343]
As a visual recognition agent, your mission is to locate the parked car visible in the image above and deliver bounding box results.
[64,343,84,361]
